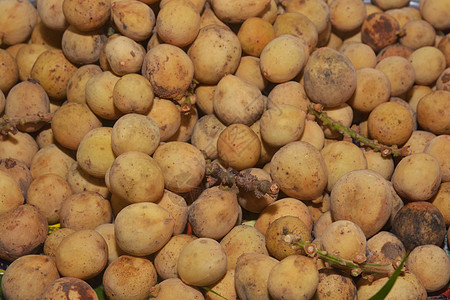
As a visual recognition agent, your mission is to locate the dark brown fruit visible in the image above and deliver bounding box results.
[392,201,446,251]
[361,12,400,53]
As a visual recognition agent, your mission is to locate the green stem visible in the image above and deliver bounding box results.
[368,251,410,300]
[202,287,228,299]
[0,113,54,136]
[292,239,394,277]
[308,105,409,157]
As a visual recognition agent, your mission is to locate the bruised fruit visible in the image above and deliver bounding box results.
[361,13,400,53]
[392,201,446,251]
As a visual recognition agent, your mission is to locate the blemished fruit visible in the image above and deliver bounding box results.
[1,0,450,298]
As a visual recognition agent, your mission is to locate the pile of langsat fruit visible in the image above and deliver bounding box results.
[0,0,449,299]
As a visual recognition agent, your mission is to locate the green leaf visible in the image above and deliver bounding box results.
[201,287,228,299]
[241,220,256,227]
[368,251,410,300]
[0,273,4,300]
[48,223,61,235]
[94,286,106,300]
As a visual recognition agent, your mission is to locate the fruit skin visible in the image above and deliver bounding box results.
[303,47,356,108]
[235,253,279,300]
[153,141,206,194]
[155,0,200,47]
[1,254,60,300]
[142,43,194,99]
[108,151,164,203]
[416,90,450,135]
[213,74,265,126]
[270,141,328,201]
[102,255,157,300]
[0,204,48,262]
[61,25,106,65]
[260,104,306,148]
[62,0,111,32]
[314,268,358,300]
[188,25,241,85]
[391,153,441,202]
[237,17,275,57]
[188,186,239,240]
[217,124,261,171]
[260,34,306,83]
[5,80,50,133]
[114,202,174,256]
[55,229,108,280]
[51,102,102,150]
[357,272,427,300]
[0,0,38,46]
[30,49,78,101]
[111,0,155,41]
[268,255,319,300]
[265,216,312,260]
[320,220,367,262]
[0,49,19,94]
[211,0,271,24]
[368,101,414,146]
[406,245,450,293]
[177,238,227,286]
[76,127,115,178]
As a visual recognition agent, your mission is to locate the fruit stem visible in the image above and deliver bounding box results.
[205,161,279,198]
[0,113,54,136]
[284,230,397,277]
[308,104,410,157]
